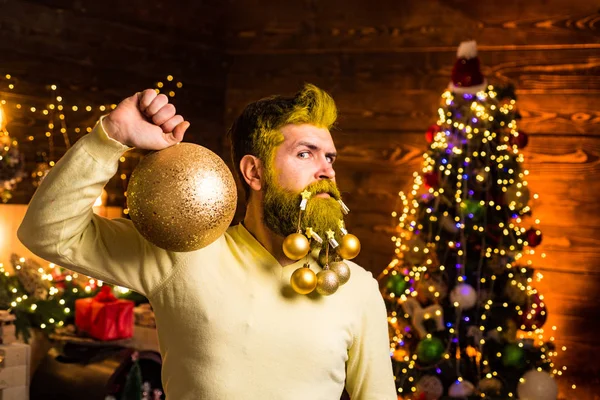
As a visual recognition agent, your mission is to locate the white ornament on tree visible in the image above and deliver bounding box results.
[401,298,445,338]
[517,370,558,400]
[415,375,443,400]
[448,379,475,397]
[449,283,477,309]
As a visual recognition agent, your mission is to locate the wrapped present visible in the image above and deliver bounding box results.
[75,286,134,341]
[0,312,16,345]
[0,342,30,393]
[133,303,156,328]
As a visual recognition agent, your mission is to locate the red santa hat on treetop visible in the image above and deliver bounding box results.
[448,40,487,94]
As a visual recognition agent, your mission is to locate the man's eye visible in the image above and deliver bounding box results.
[298,152,310,159]
[326,156,336,164]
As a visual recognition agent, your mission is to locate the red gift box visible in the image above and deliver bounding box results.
[75,286,134,341]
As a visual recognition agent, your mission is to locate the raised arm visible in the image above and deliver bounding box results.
[17,90,190,297]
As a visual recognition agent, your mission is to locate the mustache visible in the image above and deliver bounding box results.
[302,180,341,200]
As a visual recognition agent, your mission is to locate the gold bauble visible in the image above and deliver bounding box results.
[127,143,237,252]
[317,247,335,267]
[316,269,340,296]
[290,266,317,295]
[283,233,310,260]
[329,261,351,285]
[338,234,361,260]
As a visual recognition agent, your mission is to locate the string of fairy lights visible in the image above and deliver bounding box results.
[379,85,576,397]
[0,72,184,332]
[0,255,131,332]
[0,72,183,207]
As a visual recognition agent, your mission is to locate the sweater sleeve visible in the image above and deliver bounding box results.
[345,278,397,400]
[17,118,179,297]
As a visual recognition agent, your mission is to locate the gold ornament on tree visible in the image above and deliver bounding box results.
[127,143,237,252]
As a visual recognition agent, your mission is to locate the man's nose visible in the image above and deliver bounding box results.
[316,157,335,181]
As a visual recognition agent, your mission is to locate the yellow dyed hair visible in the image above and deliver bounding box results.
[228,84,337,197]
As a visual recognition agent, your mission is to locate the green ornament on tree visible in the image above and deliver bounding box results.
[462,199,484,220]
[386,273,409,296]
[502,343,525,368]
[416,337,445,364]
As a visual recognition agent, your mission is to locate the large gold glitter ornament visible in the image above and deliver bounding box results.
[290,264,317,294]
[127,143,237,252]
[316,269,340,296]
[338,234,361,260]
[282,232,310,260]
[329,261,351,285]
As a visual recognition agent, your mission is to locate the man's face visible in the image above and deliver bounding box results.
[262,124,345,241]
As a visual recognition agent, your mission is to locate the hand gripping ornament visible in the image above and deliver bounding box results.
[127,143,237,252]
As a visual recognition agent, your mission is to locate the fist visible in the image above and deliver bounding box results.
[103,89,190,150]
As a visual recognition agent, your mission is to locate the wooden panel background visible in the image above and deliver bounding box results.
[223,0,600,397]
[0,0,599,397]
[0,0,227,206]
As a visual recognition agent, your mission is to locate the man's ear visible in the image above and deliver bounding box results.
[240,155,264,191]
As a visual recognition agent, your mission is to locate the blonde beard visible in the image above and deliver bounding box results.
[262,178,345,241]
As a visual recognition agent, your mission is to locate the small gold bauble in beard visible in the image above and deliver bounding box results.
[329,258,351,285]
[315,242,340,296]
[290,263,317,294]
[316,269,340,295]
[289,226,325,295]
[287,191,321,295]
[308,226,346,286]
[282,190,312,261]
[336,219,361,260]
[282,232,310,260]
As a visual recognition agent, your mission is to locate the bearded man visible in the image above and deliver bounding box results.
[18,84,396,399]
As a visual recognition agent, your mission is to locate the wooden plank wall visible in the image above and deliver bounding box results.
[1,0,598,397]
[223,0,600,397]
[0,0,227,206]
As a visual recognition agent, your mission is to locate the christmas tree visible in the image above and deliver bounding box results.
[379,41,561,400]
